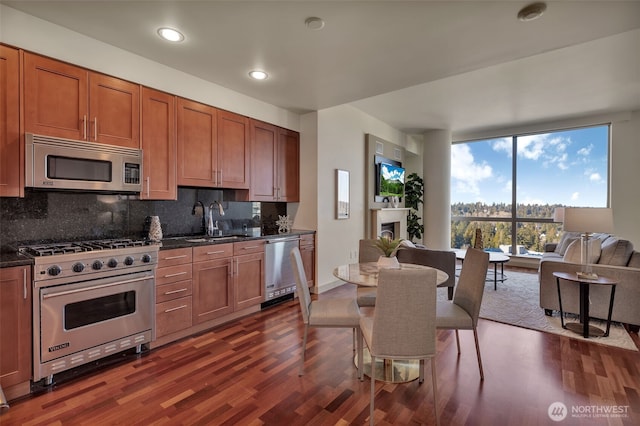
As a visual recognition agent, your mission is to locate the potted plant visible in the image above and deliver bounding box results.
[374,236,402,268]
[405,172,424,242]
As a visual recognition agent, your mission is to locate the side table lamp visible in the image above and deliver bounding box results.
[562,207,613,280]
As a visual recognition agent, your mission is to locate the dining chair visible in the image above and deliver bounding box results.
[359,268,439,425]
[356,239,383,307]
[436,247,489,380]
[290,247,363,377]
[396,246,457,300]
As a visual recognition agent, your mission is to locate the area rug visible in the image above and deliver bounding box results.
[438,270,638,351]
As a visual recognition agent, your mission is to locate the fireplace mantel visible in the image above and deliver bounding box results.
[371,208,410,240]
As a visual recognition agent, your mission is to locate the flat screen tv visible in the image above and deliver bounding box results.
[376,162,405,197]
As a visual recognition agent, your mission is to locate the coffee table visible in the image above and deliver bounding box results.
[456,249,509,290]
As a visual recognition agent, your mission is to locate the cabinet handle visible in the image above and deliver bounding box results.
[241,246,260,250]
[206,250,226,255]
[83,115,87,140]
[23,268,27,300]
[163,271,187,278]
[164,288,188,295]
[164,304,187,313]
[146,177,150,197]
[94,117,98,141]
[219,170,222,185]
[212,170,216,185]
[163,254,187,260]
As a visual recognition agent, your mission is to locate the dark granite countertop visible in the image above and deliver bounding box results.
[0,230,315,267]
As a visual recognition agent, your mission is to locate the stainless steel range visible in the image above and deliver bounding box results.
[21,239,159,384]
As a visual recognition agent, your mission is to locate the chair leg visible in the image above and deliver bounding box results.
[352,328,356,353]
[357,329,364,381]
[419,359,425,383]
[455,329,461,354]
[473,327,485,381]
[299,325,309,376]
[431,357,439,426]
[370,354,376,426]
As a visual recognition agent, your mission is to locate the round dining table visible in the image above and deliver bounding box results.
[332,261,449,383]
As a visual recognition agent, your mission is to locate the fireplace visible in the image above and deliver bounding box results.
[371,208,410,240]
[380,222,395,239]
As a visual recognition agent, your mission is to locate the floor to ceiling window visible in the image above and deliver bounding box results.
[450,124,610,256]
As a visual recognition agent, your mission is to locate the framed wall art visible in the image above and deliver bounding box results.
[336,169,350,219]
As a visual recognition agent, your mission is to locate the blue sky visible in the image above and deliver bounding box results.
[451,125,609,207]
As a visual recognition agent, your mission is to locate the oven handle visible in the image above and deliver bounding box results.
[42,275,151,299]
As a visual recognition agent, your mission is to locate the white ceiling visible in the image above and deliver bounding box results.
[3,0,640,135]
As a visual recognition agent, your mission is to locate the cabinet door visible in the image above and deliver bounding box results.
[89,72,140,147]
[217,110,250,189]
[177,98,217,187]
[277,128,300,202]
[0,266,32,388]
[24,53,88,141]
[249,119,278,201]
[141,87,176,200]
[192,258,233,323]
[0,45,22,197]
[234,252,265,310]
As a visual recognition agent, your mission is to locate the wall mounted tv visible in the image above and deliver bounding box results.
[376,162,405,198]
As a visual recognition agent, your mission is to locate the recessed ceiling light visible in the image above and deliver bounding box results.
[517,2,547,22]
[157,27,184,42]
[305,17,325,30]
[249,70,268,80]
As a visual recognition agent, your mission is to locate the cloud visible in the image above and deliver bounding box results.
[571,192,580,201]
[578,144,593,156]
[492,133,572,170]
[589,172,602,182]
[451,144,492,198]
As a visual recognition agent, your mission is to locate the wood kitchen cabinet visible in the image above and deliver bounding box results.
[155,248,192,339]
[233,240,265,310]
[177,99,250,189]
[192,243,234,323]
[0,45,22,197]
[23,53,140,148]
[141,87,177,200]
[0,265,32,399]
[250,119,299,201]
[299,234,315,288]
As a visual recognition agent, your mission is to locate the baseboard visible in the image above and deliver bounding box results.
[313,280,347,294]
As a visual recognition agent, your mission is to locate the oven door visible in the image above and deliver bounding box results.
[38,271,154,363]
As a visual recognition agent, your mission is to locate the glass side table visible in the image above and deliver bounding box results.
[553,271,617,338]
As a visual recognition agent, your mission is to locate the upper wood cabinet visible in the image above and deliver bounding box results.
[23,53,140,148]
[0,45,22,197]
[141,87,177,200]
[250,119,299,201]
[177,99,250,189]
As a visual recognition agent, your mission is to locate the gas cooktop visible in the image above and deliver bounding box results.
[20,238,152,257]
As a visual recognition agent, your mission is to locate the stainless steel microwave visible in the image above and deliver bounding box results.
[25,133,142,193]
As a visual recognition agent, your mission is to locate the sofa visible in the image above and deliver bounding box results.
[538,232,640,328]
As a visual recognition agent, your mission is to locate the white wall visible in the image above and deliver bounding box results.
[0,5,299,131]
[313,105,407,291]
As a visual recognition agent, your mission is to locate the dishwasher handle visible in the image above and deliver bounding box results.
[265,237,300,243]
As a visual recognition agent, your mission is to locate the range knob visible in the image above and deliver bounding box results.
[72,262,85,273]
[141,254,151,263]
[47,265,62,276]
[124,256,134,266]
[107,258,118,268]
[92,260,104,270]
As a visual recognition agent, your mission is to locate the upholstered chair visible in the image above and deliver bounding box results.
[396,246,457,300]
[436,248,489,380]
[290,247,362,377]
[359,268,439,425]
[356,239,384,307]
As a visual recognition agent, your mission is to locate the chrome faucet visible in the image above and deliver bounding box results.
[207,202,223,236]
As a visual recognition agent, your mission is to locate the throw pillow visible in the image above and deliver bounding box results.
[563,239,602,264]
[555,232,581,255]
[598,238,634,266]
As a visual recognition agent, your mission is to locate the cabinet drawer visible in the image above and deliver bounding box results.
[299,234,314,248]
[158,248,192,267]
[156,263,192,286]
[156,296,192,337]
[156,279,193,303]
[234,239,265,255]
[193,243,233,262]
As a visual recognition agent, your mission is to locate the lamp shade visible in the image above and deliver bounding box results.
[553,207,564,223]
[562,208,613,234]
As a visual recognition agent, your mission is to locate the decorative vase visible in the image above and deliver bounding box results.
[377,255,400,269]
[148,216,163,242]
[390,196,399,208]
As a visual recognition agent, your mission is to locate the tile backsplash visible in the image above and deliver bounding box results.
[0,188,286,247]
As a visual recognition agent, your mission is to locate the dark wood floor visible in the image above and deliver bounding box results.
[3,272,640,425]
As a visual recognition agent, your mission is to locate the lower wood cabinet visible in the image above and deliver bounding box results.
[299,234,315,288]
[155,248,192,338]
[192,256,234,324]
[0,265,32,399]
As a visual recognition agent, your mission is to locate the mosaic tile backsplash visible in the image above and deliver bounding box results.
[0,188,286,247]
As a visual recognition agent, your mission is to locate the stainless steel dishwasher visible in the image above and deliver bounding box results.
[264,236,300,303]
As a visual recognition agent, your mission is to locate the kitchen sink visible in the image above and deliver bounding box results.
[183,236,240,243]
